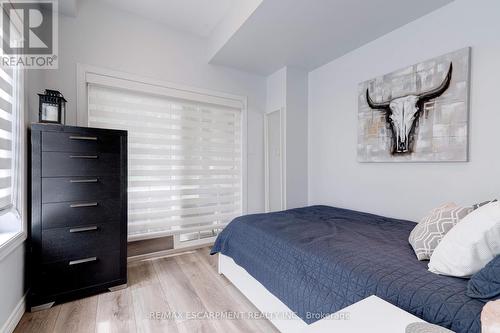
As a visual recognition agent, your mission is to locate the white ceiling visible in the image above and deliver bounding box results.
[98,0,235,37]
[88,0,455,75]
[209,0,455,75]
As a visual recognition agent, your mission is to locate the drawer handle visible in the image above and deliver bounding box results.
[69,179,99,183]
[70,202,98,208]
[69,226,98,233]
[70,155,98,159]
[69,257,97,266]
[69,136,98,141]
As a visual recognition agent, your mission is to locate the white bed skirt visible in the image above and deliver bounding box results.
[218,253,308,333]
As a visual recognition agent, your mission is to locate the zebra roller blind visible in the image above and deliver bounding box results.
[0,66,15,210]
[88,84,242,239]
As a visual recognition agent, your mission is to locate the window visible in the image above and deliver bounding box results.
[0,61,25,257]
[85,73,245,242]
[0,9,25,257]
[0,64,21,215]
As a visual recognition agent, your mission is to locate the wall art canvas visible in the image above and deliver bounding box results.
[357,47,470,162]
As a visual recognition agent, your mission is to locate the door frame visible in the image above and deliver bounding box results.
[264,108,286,213]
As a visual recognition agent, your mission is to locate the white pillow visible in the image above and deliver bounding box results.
[428,201,500,277]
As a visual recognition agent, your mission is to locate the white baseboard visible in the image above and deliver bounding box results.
[0,295,25,333]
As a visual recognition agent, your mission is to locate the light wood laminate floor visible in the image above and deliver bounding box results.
[15,247,279,333]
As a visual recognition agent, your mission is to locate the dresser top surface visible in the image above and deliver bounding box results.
[30,123,127,136]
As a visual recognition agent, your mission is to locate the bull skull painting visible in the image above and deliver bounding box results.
[357,47,470,162]
[366,64,453,155]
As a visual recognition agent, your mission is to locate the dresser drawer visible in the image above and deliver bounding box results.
[42,131,121,153]
[42,152,120,177]
[42,176,120,203]
[36,251,122,297]
[42,197,121,229]
[41,222,122,264]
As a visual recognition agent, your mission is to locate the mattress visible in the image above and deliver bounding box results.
[211,205,483,333]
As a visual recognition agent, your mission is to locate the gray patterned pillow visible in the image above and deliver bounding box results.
[406,322,454,333]
[409,203,472,260]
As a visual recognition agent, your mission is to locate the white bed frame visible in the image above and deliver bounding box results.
[219,254,436,333]
[218,254,308,333]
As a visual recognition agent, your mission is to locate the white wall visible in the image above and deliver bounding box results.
[266,67,286,112]
[266,67,308,209]
[0,244,25,330]
[285,67,308,209]
[30,0,267,213]
[308,0,500,221]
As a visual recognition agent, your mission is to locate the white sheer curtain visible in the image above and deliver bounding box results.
[88,84,242,240]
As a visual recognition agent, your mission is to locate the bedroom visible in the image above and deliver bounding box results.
[0,0,499,332]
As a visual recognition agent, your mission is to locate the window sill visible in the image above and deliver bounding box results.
[0,211,26,261]
[0,230,25,261]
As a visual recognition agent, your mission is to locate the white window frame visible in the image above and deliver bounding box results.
[76,64,248,240]
[0,67,27,261]
[0,0,28,260]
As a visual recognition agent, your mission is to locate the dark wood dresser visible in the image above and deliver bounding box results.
[28,124,127,311]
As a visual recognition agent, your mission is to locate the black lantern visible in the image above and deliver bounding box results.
[38,89,67,124]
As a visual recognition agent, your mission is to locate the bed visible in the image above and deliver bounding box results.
[211,205,483,333]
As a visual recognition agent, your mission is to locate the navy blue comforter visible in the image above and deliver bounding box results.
[211,206,483,333]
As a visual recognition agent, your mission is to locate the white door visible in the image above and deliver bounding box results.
[265,109,285,212]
